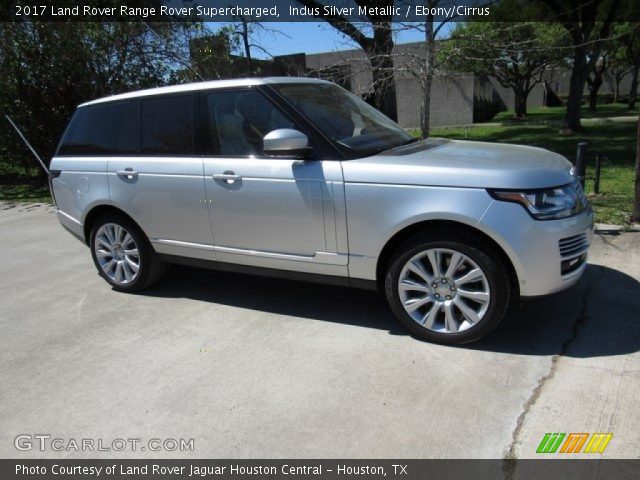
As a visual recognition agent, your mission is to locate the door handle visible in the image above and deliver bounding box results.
[116,168,138,180]
[213,171,241,184]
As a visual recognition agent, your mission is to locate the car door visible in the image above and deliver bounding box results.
[201,88,348,276]
[107,93,214,261]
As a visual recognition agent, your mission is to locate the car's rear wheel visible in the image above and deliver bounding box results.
[90,212,165,292]
[384,227,513,344]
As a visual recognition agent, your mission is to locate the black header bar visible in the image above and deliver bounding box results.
[2,459,640,480]
[2,0,639,23]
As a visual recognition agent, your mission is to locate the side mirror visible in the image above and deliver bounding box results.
[263,129,309,158]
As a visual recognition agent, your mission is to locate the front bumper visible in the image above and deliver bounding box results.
[479,200,594,297]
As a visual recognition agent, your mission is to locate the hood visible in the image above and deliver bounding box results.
[341,138,574,189]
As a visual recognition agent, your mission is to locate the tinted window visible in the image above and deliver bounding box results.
[115,101,140,154]
[141,94,194,155]
[57,102,127,156]
[206,90,294,156]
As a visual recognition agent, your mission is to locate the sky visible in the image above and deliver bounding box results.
[209,22,455,59]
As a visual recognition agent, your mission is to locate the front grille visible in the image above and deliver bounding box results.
[558,233,589,258]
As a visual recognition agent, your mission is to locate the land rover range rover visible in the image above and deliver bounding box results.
[50,78,593,343]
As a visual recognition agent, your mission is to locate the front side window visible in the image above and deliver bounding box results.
[272,83,413,156]
[57,102,128,156]
[205,90,295,156]
[140,94,194,155]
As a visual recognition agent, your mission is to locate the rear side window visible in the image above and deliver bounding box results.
[140,94,194,155]
[57,102,128,156]
[115,101,141,154]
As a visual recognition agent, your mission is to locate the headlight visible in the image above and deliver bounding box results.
[489,181,587,220]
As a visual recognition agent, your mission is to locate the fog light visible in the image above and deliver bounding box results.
[561,254,586,275]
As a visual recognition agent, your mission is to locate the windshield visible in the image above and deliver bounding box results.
[272,83,413,156]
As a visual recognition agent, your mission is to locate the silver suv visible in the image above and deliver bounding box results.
[51,78,593,344]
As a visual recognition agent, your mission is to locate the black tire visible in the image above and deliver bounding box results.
[384,226,513,344]
[89,212,166,292]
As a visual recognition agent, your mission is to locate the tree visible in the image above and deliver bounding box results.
[585,44,612,112]
[296,0,398,121]
[235,16,254,77]
[617,23,640,110]
[539,0,622,134]
[585,24,640,111]
[0,22,199,183]
[419,10,438,138]
[440,22,566,119]
[228,17,291,78]
[605,39,631,104]
[188,26,243,81]
[397,0,457,138]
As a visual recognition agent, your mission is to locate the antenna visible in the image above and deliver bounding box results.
[4,115,50,176]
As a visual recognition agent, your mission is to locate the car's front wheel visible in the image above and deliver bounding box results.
[89,212,165,292]
[384,227,513,344]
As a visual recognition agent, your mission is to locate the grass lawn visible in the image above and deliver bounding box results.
[0,184,52,204]
[0,155,51,203]
[493,104,638,124]
[425,107,638,226]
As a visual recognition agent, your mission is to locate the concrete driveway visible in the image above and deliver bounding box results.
[1,203,639,459]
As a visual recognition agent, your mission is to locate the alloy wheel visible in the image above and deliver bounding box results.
[397,248,491,333]
[94,223,140,285]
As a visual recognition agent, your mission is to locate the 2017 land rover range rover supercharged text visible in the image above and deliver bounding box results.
[50,77,593,344]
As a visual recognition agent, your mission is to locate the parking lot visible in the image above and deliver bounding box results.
[1,202,639,458]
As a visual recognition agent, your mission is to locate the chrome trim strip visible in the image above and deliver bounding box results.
[559,245,590,259]
[559,236,588,245]
[151,238,214,251]
[152,238,347,265]
[134,173,204,179]
[215,245,314,261]
[314,251,349,266]
[56,209,82,226]
[215,245,348,264]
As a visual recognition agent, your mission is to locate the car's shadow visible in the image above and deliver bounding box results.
[139,263,640,358]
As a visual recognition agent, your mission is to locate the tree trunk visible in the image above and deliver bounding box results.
[369,54,397,121]
[514,88,528,119]
[240,19,253,77]
[633,115,640,222]
[420,73,433,140]
[420,17,435,139]
[629,64,639,110]
[588,71,603,111]
[368,24,397,121]
[563,44,589,133]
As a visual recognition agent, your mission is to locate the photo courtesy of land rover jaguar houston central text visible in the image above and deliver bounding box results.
[50,78,593,344]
